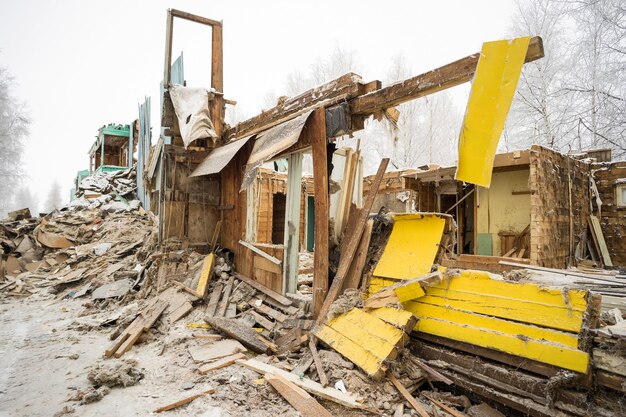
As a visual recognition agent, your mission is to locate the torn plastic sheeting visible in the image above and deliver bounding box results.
[240,111,313,191]
[190,135,254,177]
[455,36,530,188]
[169,84,218,149]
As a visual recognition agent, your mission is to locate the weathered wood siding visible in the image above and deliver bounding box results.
[593,160,626,266]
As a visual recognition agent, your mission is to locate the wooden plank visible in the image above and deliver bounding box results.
[350,36,543,115]
[154,389,215,413]
[315,158,389,325]
[205,283,223,317]
[265,373,334,417]
[239,240,282,264]
[234,272,293,306]
[364,271,441,309]
[247,310,275,331]
[308,338,329,387]
[253,301,287,323]
[163,10,173,86]
[170,301,193,323]
[196,253,214,298]
[309,108,330,317]
[387,372,431,417]
[283,152,303,294]
[254,255,282,274]
[188,339,246,363]
[211,23,224,137]
[342,219,373,292]
[170,8,222,26]
[198,352,246,374]
[215,276,234,317]
[237,358,365,409]
[589,215,613,267]
[422,392,467,417]
[205,317,271,354]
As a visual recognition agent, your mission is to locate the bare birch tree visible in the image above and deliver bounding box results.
[44,180,63,212]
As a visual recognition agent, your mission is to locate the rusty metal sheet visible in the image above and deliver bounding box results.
[190,135,253,177]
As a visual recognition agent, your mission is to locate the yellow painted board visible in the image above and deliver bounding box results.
[394,281,426,302]
[328,315,399,360]
[415,317,589,373]
[332,308,406,346]
[373,213,446,280]
[196,253,215,297]
[315,324,383,376]
[368,307,415,330]
[428,270,587,311]
[455,36,530,188]
[407,302,579,348]
[411,290,584,333]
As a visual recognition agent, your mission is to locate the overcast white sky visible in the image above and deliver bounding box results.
[0,0,516,205]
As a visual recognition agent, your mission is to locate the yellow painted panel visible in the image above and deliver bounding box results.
[328,315,398,360]
[373,213,446,280]
[315,324,382,376]
[456,37,530,187]
[394,281,426,302]
[407,302,579,348]
[368,307,415,329]
[368,276,401,296]
[410,291,583,333]
[415,318,589,373]
[429,270,587,311]
[196,253,214,297]
[332,308,405,346]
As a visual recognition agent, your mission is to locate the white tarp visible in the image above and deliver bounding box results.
[169,84,218,148]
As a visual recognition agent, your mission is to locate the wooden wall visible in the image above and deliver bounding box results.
[363,170,417,214]
[593,160,626,266]
[529,145,592,268]
[160,145,220,246]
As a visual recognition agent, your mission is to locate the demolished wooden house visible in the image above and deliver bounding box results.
[128,9,626,416]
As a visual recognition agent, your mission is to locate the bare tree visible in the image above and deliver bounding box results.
[0,65,30,217]
[44,180,63,212]
[13,186,39,215]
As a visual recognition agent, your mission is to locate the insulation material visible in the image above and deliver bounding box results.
[372,213,447,280]
[190,136,253,177]
[455,37,530,187]
[240,111,313,190]
[169,84,218,148]
[405,270,592,373]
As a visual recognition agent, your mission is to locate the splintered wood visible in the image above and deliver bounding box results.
[105,299,168,358]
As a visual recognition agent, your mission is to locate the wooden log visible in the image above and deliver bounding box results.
[350,36,544,115]
[315,158,389,325]
[309,108,330,317]
[204,317,271,354]
[264,373,334,417]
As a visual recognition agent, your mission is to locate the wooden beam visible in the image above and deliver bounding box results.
[283,152,303,294]
[154,389,215,413]
[170,8,222,27]
[239,240,282,264]
[309,108,330,317]
[342,218,373,292]
[264,373,334,417]
[309,338,329,387]
[163,10,174,87]
[315,158,389,325]
[211,23,224,138]
[350,36,544,116]
[226,73,363,140]
[387,372,431,417]
[233,272,293,306]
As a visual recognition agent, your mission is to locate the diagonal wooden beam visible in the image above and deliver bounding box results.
[350,36,544,116]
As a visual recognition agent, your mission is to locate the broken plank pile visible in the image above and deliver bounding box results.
[73,166,139,209]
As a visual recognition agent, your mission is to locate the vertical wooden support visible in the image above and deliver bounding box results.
[211,24,224,138]
[309,109,329,317]
[283,152,303,294]
[163,10,174,87]
[100,132,105,169]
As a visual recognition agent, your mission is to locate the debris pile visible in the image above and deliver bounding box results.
[70,167,140,212]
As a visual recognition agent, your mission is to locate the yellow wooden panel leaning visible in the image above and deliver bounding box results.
[406,302,579,348]
[414,290,584,333]
[196,253,215,298]
[373,213,446,280]
[455,37,530,187]
[416,317,589,373]
[332,308,406,346]
[315,324,383,376]
[327,315,399,361]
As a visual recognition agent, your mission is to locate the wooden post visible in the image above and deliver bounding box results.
[163,9,174,87]
[283,152,303,294]
[211,24,224,138]
[310,108,329,317]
